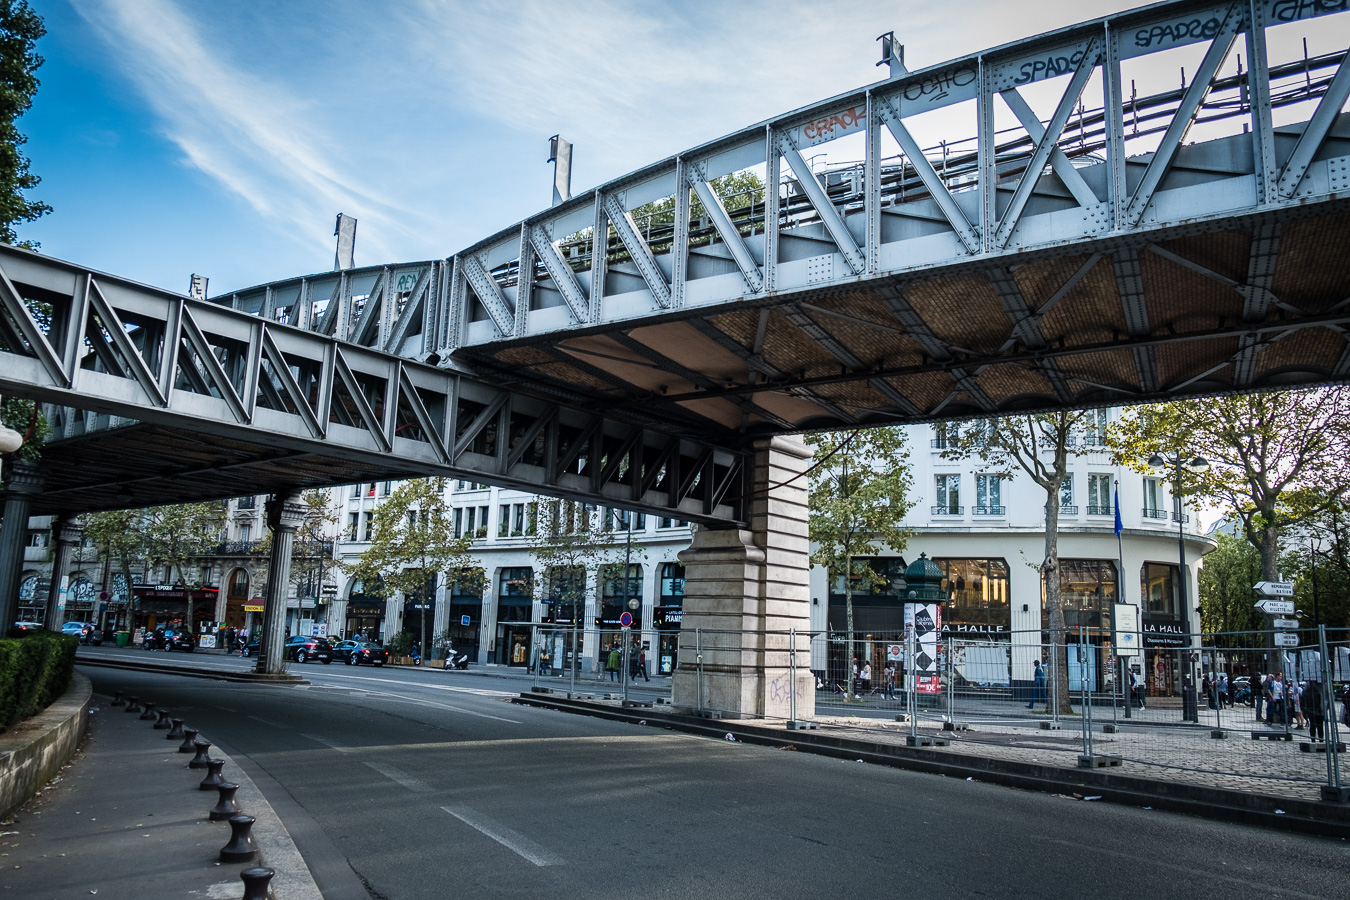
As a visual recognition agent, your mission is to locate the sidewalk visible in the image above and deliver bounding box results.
[0,686,321,899]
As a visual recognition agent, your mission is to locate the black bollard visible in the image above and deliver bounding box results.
[217,814,259,863]
[110,691,125,707]
[209,782,242,821]
[177,727,199,753]
[139,701,157,720]
[166,718,185,740]
[154,709,172,729]
[238,865,273,898]
[189,738,213,769]
[125,695,141,713]
[199,758,226,791]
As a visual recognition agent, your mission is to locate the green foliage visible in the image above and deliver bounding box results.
[529,501,628,613]
[630,171,765,229]
[1110,389,1350,582]
[344,479,474,653]
[0,631,76,732]
[806,428,914,697]
[1283,502,1350,631]
[0,1,49,245]
[0,395,48,460]
[387,631,414,656]
[1198,529,1265,640]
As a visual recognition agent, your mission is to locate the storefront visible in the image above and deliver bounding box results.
[653,562,685,675]
[824,556,908,682]
[494,567,533,665]
[223,567,251,629]
[1037,559,1119,691]
[447,568,484,661]
[345,577,386,640]
[130,584,219,634]
[400,574,436,647]
[596,563,643,661]
[1141,562,1187,697]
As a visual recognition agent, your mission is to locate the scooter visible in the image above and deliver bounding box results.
[410,644,422,666]
[443,649,469,670]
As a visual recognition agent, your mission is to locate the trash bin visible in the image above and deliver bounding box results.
[115,631,131,648]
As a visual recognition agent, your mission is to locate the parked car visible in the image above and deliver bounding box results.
[283,635,332,664]
[61,621,102,644]
[143,629,195,652]
[332,639,388,666]
[11,621,41,633]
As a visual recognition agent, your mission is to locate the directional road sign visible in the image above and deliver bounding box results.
[1255,598,1295,615]
[1273,618,1300,629]
[1254,581,1294,597]
[1273,632,1299,647]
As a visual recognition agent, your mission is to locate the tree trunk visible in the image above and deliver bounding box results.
[1043,488,1073,715]
[845,553,856,700]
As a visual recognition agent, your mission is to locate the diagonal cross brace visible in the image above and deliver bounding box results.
[776,137,866,273]
[877,97,982,254]
[529,226,592,324]
[687,167,764,293]
[459,254,517,337]
[602,195,672,308]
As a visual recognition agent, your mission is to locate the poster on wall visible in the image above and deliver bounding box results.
[904,603,942,694]
[1112,603,1141,656]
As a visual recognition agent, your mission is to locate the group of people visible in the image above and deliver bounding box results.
[602,642,650,682]
[846,656,897,699]
[1201,672,1232,709]
[1249,671,1346,742]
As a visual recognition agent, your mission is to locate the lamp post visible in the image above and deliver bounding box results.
[1148,452,1209,723]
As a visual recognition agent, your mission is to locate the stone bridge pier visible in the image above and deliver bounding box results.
[671,437,815,721]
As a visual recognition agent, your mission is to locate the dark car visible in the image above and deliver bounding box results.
[332,639,388,666]
[283,635,332,664]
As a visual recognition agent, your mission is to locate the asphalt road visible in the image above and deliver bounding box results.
[78,659,1347,900]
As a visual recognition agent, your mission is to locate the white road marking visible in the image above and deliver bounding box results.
[372,694,523,725]
[364,761,433,793]
[441,806,562,867]
[302,734,353,753]
[304,671,513,698]
[247,715,287,729]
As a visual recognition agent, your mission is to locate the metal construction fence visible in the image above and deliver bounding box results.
[660,624,1350,804]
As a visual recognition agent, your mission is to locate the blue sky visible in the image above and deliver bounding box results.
[13,0,1336,295]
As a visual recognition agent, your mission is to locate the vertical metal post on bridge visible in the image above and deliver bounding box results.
[43,517,81,630]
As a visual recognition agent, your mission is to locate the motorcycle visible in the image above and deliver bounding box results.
[443,648,469,670]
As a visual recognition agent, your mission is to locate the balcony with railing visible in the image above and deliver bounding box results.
[1087,505,1112,516]
[931,505,964,516]
[1142,507,1169,520]
[1059,505,1078,516]
[973,505,1005,516]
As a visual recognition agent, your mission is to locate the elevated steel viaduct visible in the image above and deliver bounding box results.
[3,0,1350,707]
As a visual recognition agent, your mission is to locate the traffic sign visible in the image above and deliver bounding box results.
[1254,581,1294,597]
[1273,632,1299,647]
[1254,598,1295,615]
[1272,618,1299,629]
[460,615,471,626]
[619,611,634,627]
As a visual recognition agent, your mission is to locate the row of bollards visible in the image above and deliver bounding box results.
[119,690,275,899]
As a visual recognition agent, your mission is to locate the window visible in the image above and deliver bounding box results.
[25,530,47,549]
[240,524,252,543]
[498,505,510,537]
[1059,476,1076,514]
[935,558,1010,630]
[601,564,642,602]
[1140,562,1180,618]
[975,475,1002,514]
[610,509,646,531]
[932,422,959,449]
[1143,478,1165,518]
[1044,560,1118,630]
[227,569,249,600]
[659,563,685,605]
[1084,408,1109,446]
[237,495,256,510]
[934,474,961,514]
[658,517,687,529]
[513,503,526,535]
[1087,473,1111,515]
[453,507,463,537]
[361,512,374,541]
[500,567,533,599]
[478,506,489,536]
[347,512,359,541]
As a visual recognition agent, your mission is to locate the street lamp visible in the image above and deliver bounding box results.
[1148,452,1209,722]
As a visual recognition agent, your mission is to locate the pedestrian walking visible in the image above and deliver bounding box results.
[605,644,620,682]
[1304,678,1326,742]
[1253,672,1265,720]
[1290,679,1305,729]
[1268,673,1285,726]
[1218,673,1229,708]
[860,661,872,696]
[636,646,650,682]
[1028,660,1046,710]
[1130,669,1146,710]
[883,661,896,700]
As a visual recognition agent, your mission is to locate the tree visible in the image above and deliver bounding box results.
[344,478,473,656]
[140,502,227,633]
[83,508,144,630]
[1283,500,1350,632]
[0,1,49,245]
[942,411,1096,714]
[1110,389,1350,584]
[1197,528,1265,643]
[806,428,915,700]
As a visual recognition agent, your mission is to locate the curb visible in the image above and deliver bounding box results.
[76,654,309,685]
[0,671,91,821]
[512,692,1350,839]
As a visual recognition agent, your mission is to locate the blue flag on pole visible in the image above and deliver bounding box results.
[1113,486,1123,536]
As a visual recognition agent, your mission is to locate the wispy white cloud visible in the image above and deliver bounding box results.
[74,0,421,270]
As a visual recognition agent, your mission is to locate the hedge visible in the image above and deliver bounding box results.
[0,631,78,732]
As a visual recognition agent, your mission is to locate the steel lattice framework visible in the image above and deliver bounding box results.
[4,0,1350,521]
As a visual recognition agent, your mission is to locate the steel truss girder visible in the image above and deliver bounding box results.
[0,247,747,524]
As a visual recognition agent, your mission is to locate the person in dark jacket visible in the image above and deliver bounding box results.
[1304,678,1326,742]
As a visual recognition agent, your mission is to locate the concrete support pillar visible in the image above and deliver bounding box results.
[0,460,42,628]
[256,490,305,675]
[671,437,815,720]
[44,517,82,630]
